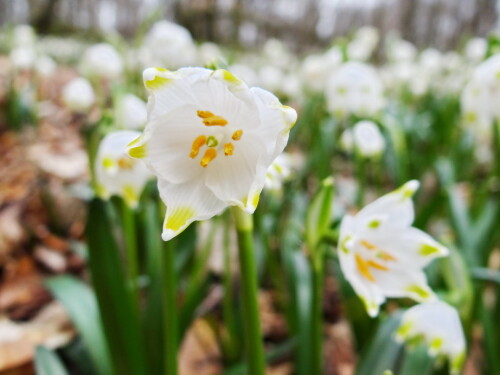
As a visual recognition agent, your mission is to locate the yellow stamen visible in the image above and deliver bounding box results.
[367,260,389,271]
[190,135,207,158]
[117,156,136,170]
[200,148,217,167]
[224,142,234,156]
[360,240,377,250]
[355,254,376,282]
[232,129,243,140]
[197,110,228,126]
[379,251,397,261]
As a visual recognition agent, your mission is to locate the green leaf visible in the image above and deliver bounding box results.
[356,311,403,375]
[399,344,434,375]
[34,346,69,375]
[86,199,150,375]
[45,276,113,375]
[306,176,334,251]
[471,268,500,284]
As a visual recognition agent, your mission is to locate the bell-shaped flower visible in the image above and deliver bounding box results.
[95,131,152,208]
[127,67,297,240]
[338,180,449,317]
[62,77,95,112]
[395,301,466,375]
[81,43,124,80]
[352,120,385,158]
[115,93,147,130]
[264,152,293,193]
[325,62,385,118]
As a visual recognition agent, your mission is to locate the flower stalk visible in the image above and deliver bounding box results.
[162,240,178,375]
[231,206,266,375]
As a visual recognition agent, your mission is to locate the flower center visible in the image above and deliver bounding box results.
[355,240,397,282]
[189,110,244,168]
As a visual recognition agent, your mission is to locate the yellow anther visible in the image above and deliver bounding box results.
[190,135,207,158]
[232,129,243,140]
[355,254,376,282]
[197,110,214,119]
[360,240,377,250]
[197,110,228,126]
[367,260,389,271]
[378,251,397,261]
[224,142,234,156]
[200,148,217,167]
[117,157,136,170]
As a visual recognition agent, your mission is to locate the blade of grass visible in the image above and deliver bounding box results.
[45,275,113,375]
[34,346,69,375]
[86,199,150,375]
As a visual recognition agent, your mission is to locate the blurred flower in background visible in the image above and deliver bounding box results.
[62,77,95,112]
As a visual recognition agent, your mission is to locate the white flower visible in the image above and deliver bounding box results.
[325,62,385,118]
[338,180,449,317]
[95,131,152,208]
[396,301,466,375]
[352,120,385,157]
[13,25,36,47]
[81,43,123,79]
[464,37,487,63]
[35,55,57,77]
[264,152,292,192]
[62,77,95,112]
[143,21,197,68]
[115,94,147,130]
[340,128,354,152]
[127,67,297,240]
[10,47,36,70]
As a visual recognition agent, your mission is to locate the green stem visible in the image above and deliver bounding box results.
[231,207,266,375]
[121,202,139,300]
[311,251,325,375]
[222,212,239,361]
[163,241,178,375]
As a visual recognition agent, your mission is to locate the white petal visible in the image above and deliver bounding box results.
[363,226,449,267]
[355,180,420,229]
[372,267,436,302]
[158,178,227,241]
[144,104,209,184]
[205,132,267,211]
[338,246,385,317]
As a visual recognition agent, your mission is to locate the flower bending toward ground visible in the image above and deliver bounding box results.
[338,180,449,317]
[95,131,152,208]
[396,301,466,375]
[62,77,95,112]
[127,67,297,241]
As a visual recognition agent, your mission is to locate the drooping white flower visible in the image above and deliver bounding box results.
[338,180,449,317]
[264,152,293,192]
[35,55,57,77]
[62,77,95,112]
[325,62,385,118]
[143,21,197,68]
[81,43,124,79]
[395,301,466,375]
[13,25,37,47]
[10,47,36,70]
[127,67,297,240]
[115,94,147,130]
[352,120,385,157]
[95,131,152,208]
[464,37,487,63]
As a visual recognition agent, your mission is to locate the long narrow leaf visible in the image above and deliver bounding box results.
[45,276,113,375]
[86,199,150,375]
[34,346,69,375]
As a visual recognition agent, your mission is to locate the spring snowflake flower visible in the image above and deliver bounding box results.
[352,120,385,157]
[396,301,466,375]
[115,94,147,130]
[325,62,385,118]
[95,131,151,208]
[127,67,297,240]
[81,43,124,80]
[338,180,449,317]
[62,77,95,112]
[264,152,293,192]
